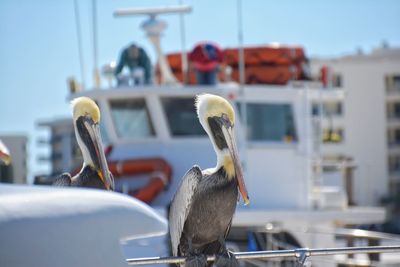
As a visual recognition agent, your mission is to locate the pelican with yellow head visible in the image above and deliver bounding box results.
[169,94,249,267]
[53,97,114,191]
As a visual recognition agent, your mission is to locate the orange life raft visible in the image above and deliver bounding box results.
[156,45,307,85]
[108,158,172,204]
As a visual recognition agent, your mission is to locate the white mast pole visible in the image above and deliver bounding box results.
[73,0,86,90]
[237,0,248,171]
[92,0,100,88]
[178,0,188,84]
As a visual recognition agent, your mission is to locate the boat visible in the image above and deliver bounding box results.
[9,3,400,267]
[0,184,168,267]
[65,82,387,266]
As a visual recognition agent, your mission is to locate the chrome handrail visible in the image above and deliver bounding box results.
[126,245,400,266]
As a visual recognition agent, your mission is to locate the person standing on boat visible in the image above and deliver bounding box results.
[189,41,223,85]
[114,43,152,86]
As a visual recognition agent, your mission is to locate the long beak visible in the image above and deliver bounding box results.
[222,122,250,205]
[80,117,114,191]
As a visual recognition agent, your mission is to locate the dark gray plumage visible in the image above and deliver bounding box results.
[53,166,112,190]
[179,167,237,251]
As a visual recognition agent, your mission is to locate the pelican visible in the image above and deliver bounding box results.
[169,94,249,267]
[0,139,11,165]
[53,97,114,191]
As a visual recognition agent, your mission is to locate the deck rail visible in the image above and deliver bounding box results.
[126,245,400,266]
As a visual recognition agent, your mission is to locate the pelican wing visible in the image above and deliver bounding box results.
[53,173,72,187]
[169,165,202,256]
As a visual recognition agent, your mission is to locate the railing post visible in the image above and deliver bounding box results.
[295,248,310,267]
[368,238,380,262]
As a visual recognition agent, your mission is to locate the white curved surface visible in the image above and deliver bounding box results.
[0,184,168,267]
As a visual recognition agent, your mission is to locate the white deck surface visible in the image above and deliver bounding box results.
[0,184,167,267]
[233,207,386,227]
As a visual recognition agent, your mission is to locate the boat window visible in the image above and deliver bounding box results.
[239,103,297,142]
[94,101,110,144]
[161,97,206,136]
[109,99,155,138]
[99,120,110,145]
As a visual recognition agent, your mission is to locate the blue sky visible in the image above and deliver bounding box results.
[0,0,399,181]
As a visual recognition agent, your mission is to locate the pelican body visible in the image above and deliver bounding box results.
[169,94,249,267]
[53,97,114,191]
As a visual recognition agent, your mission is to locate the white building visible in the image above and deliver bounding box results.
[310,46,400,207]
[0,135,28,184]
[37,118,80,177]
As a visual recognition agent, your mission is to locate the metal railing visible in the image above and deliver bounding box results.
[126,245,400,266]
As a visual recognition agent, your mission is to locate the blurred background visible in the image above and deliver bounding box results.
[0,0,399,182]
[1,2,400,265]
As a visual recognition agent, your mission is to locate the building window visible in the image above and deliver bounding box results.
[322,128,344,143]
[71,132,81,160]
[387,102,400,119]
[395,104,400,118]
[312,101,343,116]
[239,103,297,142]
[109,99,155,139]
[389,180,400,196]
[388,128,400,146]
[388,155,400,175]
[161,97,206,137]
[386,75,400,93]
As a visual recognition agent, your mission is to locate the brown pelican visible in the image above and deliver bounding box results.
[0,140,11,165]
[169,94,249,267]
[0,139,11,165]
[53,97,114,190]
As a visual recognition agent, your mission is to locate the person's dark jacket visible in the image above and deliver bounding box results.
[115,45,152,84]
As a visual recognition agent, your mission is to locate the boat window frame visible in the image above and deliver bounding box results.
[106,97,157,142]
[236,101,299,146]
[160,96,208,139]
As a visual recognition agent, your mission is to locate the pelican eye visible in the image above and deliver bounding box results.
[80,114,96,125]
[221,113,232,127]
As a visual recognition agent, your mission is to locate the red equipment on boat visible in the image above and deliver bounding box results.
[108,158,173,204]
[156,44,308,85]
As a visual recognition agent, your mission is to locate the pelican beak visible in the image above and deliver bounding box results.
[78,116,114,191]
[220,117,250,205]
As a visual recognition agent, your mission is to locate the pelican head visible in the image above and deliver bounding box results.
[71,97,114,190]
[196,94,249,205]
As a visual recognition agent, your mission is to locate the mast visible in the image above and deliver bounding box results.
[73,0,86,90]
[237,0,248,171]
[178,0,188,84]
[92,0,100,88]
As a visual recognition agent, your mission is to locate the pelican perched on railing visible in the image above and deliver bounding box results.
[53,97,114,191]
[169,94,249,267]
